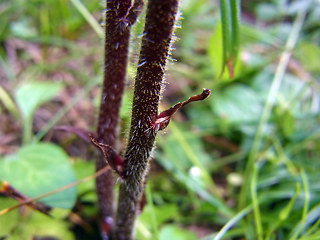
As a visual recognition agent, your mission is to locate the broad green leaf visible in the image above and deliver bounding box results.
[14,81,63,121]
[15,82,63,143]
[137,203,180,240]
[139,204,179,227]
[10,19,37,38]
[275,104,295,138]
[73,159,96,202]
[159,225,197,240]
[0,143,76,209]
[255,3,279,21]
[0,198,74,240]
[305,4,320,27]
[211,84,263,124]
[295,42,320,74]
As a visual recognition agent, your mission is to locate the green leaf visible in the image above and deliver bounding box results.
[159,225,197,240]
[275,104,295,138]
[73,159,96,205]
[255,3,279,21]
[0,143,76,209]
[139,204,179,227]
[0,198,74,240]
[14,81,63,143]
[10,19,37,38]
[14,81,63,121]
[137,203,180,240]
[212,84,263,124]
[295,42,320,74]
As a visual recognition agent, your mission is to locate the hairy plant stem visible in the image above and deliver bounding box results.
[96,0,141,237]
[113,0,179,239]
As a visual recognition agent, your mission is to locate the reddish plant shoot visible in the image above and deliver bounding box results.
[90,136,125,178]
[151,88,211,131]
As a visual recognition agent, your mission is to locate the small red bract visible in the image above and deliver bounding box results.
[151,88,211,131]
[90,136,125,178]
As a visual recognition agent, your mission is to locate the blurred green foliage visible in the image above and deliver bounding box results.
[0,143,77,208]
[0,0,320,240]
[0,0,100,41]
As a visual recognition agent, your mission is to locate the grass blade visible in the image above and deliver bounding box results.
[0,85,19,119]
[69,0,104,38]
[238,7,307,210]
[145,183,159,240]
[251,163,263,240]
[213,205,252,240]
[230,0,240,66]
[219,0,230,77]
[219,0,241,78]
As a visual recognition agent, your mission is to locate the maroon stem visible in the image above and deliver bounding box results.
[96,0,141,237]
[113,0,179,239]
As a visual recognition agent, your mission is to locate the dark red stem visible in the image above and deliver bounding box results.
[96,0,142,237]
[113,0,179,239]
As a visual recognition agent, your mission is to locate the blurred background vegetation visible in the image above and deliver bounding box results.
[0,0,320,239]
